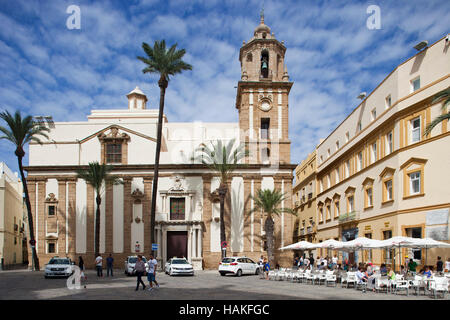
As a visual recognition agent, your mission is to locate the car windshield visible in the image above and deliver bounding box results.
[48,259,70,265]
[222,258,235,263]
[129,257,146,263]
[172,259,189,264]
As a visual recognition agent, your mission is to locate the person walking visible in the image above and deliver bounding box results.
[146,254,159,291]
[78,256,84,272]
[106,254,114,277]
[263,258,270,280]
[95,254,103,277]
[133,255,146,291]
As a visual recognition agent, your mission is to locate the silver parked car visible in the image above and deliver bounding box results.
[44,257,75,278]
[124,256,147,276]
[165,257,194,276]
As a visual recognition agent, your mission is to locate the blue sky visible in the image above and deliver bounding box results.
[0,0,449,174]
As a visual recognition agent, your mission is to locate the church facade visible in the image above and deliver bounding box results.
[25,16,296,270]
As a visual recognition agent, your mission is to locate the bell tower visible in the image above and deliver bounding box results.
[236,11,293,165]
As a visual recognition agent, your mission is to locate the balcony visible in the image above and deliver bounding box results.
[338,211,360,224]
[308,193,313,201]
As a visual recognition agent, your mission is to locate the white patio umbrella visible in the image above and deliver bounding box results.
[400,238,450,267]
[377,236,421,272]
[279,240,315,250]
[314,239,344,249]
[341,237,384,264]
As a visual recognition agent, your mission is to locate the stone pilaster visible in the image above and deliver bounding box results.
[67,180,76,256]
[37,180,46,255]
[57,180,67,254]
[86,183,95,257]
[123,178,132,254]
[253,179,262,253]
[243,177,252,253]
[105,183,114,254]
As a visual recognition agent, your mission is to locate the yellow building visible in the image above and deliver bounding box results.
[293,150,317,250]
[0,162,27,269]
[302,35,450,268]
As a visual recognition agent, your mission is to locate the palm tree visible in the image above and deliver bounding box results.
[192,139,248,258]
[424,87,450,136]
[76,162,121,258]
[0,110,50,270]
[251,188,295,268]
[137,40,192,250]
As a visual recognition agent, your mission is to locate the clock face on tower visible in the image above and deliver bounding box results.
[260,100,272,112]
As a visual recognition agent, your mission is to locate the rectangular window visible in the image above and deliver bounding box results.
[385,180,393,201]
[345,160,350,178]
[406,227,422,260]
[326,205,331,220]
[409,171,421,195]
[383,230,393,261]
[335,201,340,217]
[366,187,373,207]
[371,109,377,121]
[345,132,350,142]
[386,132,393,155]
[336,141,339,150]
[411,117,421,143]
[411,77,420,92]
[335,168,340,184]
[170,198,185,220]
[385,95,392,108]
[106,143,122,163]
[371,143,377,164]
[48,205,56,216]
[261,118,270,139]
[327,174,331,188]
[319,208,324,222]
[348,195,354,212]
[327,149,330,157]
[357,152,363,171]
[358,121,362,132]
[48,243,55,254]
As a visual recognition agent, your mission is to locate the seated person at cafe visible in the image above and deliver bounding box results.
[422,266,433,278]
[380,263,387,275]
[356,267,368,283]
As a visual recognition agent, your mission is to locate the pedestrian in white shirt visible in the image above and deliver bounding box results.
[95,255,103,277]
[146,254,159,291]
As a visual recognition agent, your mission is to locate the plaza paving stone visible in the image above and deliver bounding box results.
[0,269,447,300]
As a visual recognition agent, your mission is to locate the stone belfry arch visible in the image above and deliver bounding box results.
[236,11,293,165]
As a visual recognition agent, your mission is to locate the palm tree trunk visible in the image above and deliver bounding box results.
[150,76,168,253]
[218,183,227,258]
[94,194,101,258]
[265,216,274,268]
[17,153,40,270]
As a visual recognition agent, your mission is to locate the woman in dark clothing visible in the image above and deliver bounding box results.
[133,255,146,291]
[78,256,84,271]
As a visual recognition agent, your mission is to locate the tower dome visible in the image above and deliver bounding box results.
[254,9,271,37]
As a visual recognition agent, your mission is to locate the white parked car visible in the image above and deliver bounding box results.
[44,257,75,278]
[124,256,147,276]
[218,257,260,277]
[165,257,194,276]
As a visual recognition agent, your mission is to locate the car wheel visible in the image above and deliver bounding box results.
[220,272,226,276]
[255,268,260,275]
[44,276,48,279]
[236,269,242,277]
[169,268,173,276]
